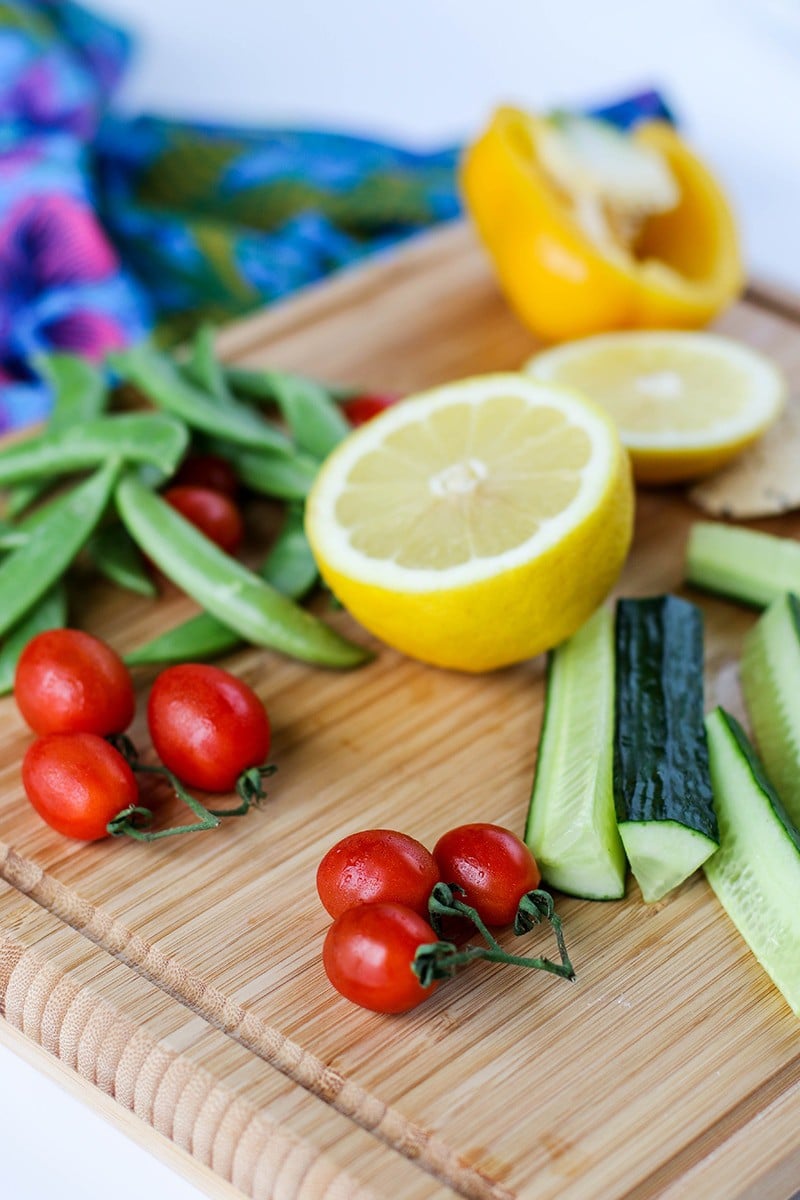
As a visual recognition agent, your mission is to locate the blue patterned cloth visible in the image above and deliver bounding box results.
[0,0,675,429]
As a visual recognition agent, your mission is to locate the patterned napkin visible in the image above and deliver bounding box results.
[0,1,674,429]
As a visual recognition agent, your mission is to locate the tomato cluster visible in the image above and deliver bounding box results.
[317,823,543,1014]
[15,629,271,841]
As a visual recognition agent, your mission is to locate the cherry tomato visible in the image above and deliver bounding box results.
[342,393,399,426]
[316,829,439,919]
[162,485,244,554]
[322,902,440,1013]
[172,453,239,498]
[432,823,541,928]
[22,732,138,841]
[147,663,270,792]
[14,629,135,737]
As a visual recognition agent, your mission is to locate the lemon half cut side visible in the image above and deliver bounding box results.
[305,374,634,672]
[526,331,786,484]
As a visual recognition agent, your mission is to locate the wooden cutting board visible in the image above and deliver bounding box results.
[1,221,799,1200]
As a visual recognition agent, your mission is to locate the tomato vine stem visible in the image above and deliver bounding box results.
[104,734,272,840]
[414,882,575,987]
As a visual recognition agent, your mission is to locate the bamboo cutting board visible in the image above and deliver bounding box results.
[1,222,800,1200]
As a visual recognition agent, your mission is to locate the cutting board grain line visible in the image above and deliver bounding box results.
[0,846,509,1200]
[0,881,457,1200]
[1,222,800,1200]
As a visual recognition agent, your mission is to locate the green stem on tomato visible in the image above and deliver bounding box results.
[413,938,576,989]
[105,735,274,839]
[423,882,576,983]
[206,763,277,816]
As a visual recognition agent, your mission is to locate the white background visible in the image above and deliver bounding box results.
[2,3,799,1199]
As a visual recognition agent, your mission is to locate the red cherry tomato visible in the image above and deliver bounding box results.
[22,732,138,841]
[14,629,135,737]
[147,663,270,792]
[432,823,541,928]
[172,453,239,498]
[162,485,244,554]
[342,393,399,426]
[316,829,439,919]
[322,902,440,1013]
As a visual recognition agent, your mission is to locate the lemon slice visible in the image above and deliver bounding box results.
[305,374,633,672]
[525,331,786,484]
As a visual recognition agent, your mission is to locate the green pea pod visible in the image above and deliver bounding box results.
[88,522,157,597]
[224,367,350,460]
[263,374,351,461]
[110,344,294,456]
[211,442,319,501]
[0,413,188,487]
[125,506,319,665]
[181,325,236,406]
[0,460,120,639]
[115,472,369,668]
[0,582,68,694]
[7,354,108,517]
[258,505,319,598]
[0,520,28,551]
[125,610,241,666]
[228,366,357,406]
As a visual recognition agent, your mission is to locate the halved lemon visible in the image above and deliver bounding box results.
[525,331,786,484]
[305,374,634,672]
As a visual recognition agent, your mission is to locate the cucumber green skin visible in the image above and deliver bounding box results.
[704,708,800,1017]
[614,595,718,901]
[525,605,626,901]
[740,592,800,831]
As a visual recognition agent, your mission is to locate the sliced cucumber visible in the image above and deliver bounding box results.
[614,596,718,902]
[525,605,626,900]
[686,522,800,608]
[704,708,800,1017]
[740,592,800,829]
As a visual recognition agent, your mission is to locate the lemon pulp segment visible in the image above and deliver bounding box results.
[527,331,786,483]
[305,375,634,672]
[310,377,619,590]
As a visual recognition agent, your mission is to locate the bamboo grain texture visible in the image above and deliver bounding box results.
[1,222,799,1199]
[0,878,455,1200]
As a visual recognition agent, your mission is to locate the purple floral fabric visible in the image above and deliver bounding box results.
[0,3,147,431]
[0,1,674,431]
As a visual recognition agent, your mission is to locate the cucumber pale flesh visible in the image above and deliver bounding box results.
[740,592,800,829]
[704,708,800,1017]
[686,523,800,609]
[526,605,626,900]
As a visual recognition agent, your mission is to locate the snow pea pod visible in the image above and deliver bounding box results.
[115,473,369,668]
[7,354,108,517]
[258,505,319,599]
[110,344,294,456]
[181,325,236,406]
[0,460,120,639]
[228,365,356,405]
[88,523,157,597]
[226,368,350,460]
[0,582,67,694]
[208,440,318,501]
[0,413,188,487]
[125,506,319,665]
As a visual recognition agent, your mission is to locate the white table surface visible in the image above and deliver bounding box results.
[2,2,799,1198]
